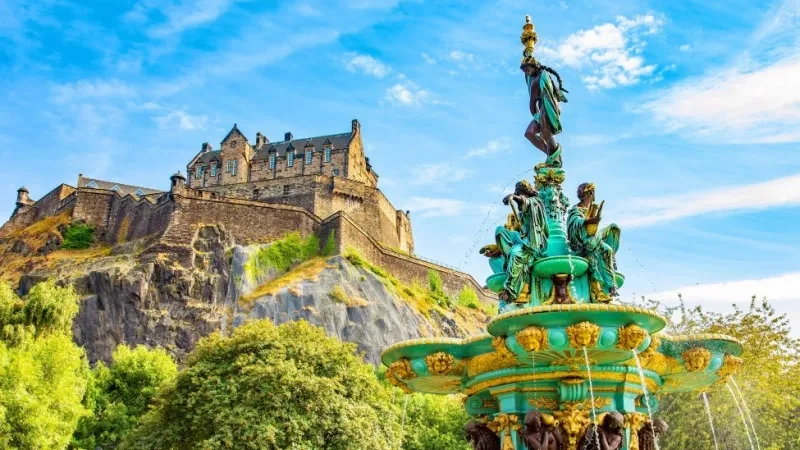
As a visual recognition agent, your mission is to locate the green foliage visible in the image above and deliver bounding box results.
[322,230,337,256]
[400,393,471,450]
[243,233,320,283]
[651,296,800,450]
[72,345,178,449]
[0,280,89,450]
[61,223,95,250]
[456,287,481,310]
[122,320,401,450]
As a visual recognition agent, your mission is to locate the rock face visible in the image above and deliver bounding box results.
[13,225,488,365]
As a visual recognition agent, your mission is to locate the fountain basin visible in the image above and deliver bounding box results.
[532,255,589,278]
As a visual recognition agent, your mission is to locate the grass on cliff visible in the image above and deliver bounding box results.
[243,233,320,284]
[343,247,494,317]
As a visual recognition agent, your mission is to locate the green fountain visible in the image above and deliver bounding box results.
[381,15,744,450]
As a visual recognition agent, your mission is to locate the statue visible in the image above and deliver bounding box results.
[520,16,568,168]
[566,183,620,302]
[523,411,564,450]
[578,412,625,450]
[465,420,501,450]
[498,180,549,302]
[638,419,668,450]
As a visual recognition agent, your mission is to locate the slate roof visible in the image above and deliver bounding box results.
[79,177,163,197]
[251,132,352,161]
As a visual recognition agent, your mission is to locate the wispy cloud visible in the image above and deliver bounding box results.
[405,196,492,218]
[155,110,208,130]
[617,173,800,228]
[384,81,430,106]
[653,272,800,304]
[466,138,511,158]
[343,52,391,78]
[541,14,664,89]
[638,55,800,144]
[410,163,473,186]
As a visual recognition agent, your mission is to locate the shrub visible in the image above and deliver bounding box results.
[61,223,95,249]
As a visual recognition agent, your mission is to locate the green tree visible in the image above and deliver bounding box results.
[0,281,89,450]
[400,393,470,450]
[655,297,800,450]
[72,345,177,449]
[122,320,401,450]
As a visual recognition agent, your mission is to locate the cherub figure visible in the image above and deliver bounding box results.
[523,411,563,450]
[578,412,625,450]
[638,418,668,450]
[465,420,501,450]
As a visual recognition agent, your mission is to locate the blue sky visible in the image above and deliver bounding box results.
[2,0,799,331]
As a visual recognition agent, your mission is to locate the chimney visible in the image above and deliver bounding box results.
[201,142,212,152]
[256,132,268,149]
[351,118,360,135]
[284,132,293,142]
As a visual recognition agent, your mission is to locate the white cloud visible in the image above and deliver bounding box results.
[638,55,800,144]
[541,14,664,89]
[653,272,800,304]
[155,110,208,130]
[405,196,492,218]
[125,0,240,38]
[466,138,511,158]
[616,172,800,228]
[421,53,436,65]
[411,163,473,186]
[344,52,391,78]
[51,79,137,103]
[384,81,430,106]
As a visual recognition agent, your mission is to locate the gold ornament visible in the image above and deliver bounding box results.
[682,347,712,372]
[529,397,559,410]
[466,337,519,377]
[566,321,601,348]
[717,354,744,378]
[617,324,648,351]
[590,279,612,303]
[554,402,591,450]
[517,326,549,352]
[425,351,456,376]
[487,413,521,450]
[624,412,648,450]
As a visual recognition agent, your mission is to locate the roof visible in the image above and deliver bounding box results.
[251,132,352,161]
[79,177,163,197]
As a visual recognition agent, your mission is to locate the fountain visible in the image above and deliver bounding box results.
[382,16,745,450]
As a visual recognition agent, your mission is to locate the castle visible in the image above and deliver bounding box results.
[3,120,488,299]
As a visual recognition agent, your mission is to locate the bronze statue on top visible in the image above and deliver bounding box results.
[520,16,568,168]
[465,420,501,450]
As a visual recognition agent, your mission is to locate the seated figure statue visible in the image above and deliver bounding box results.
[638,418,668,450]
[578,412,625,450]
[567,183,621,302]
[523,411,563,450]
[498,180,549,303]
[464,420,501,450]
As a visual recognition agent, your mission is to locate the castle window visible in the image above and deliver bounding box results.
[288,152,294,167]
[283,185,290,195]
[305,149,312,165]
[324,146,331,163]
[210,164,217,176]
[269,153,276,169]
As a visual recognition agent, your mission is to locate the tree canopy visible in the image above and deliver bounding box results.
[122,320,402,450]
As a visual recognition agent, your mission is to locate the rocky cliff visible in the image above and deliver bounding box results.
[1,219,490,365]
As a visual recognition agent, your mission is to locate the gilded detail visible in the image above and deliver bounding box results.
[517,326,550,352]
[566,321,601,348]
[426,351,456,376]
[717,354,744,378]
[682,347,712,372]
[617,324,648,351]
